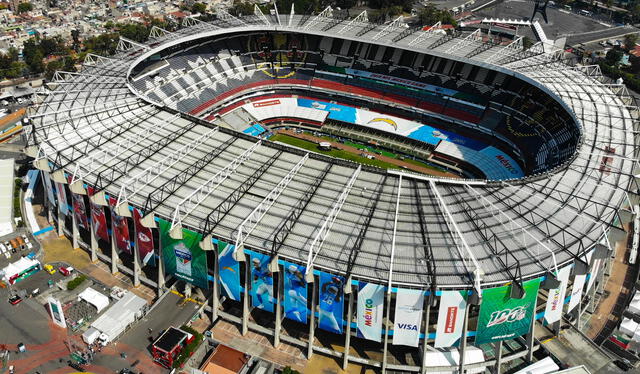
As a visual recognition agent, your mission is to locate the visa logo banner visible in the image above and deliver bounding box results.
[392,288,424,347]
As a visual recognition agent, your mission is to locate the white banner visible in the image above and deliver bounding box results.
[567,274,587,313]
[543,266,571,325]
[357,281,385,342]
[435,290,467,348]
[586,258,602,294]
[392,288,424,347]
[567,250,594,313]
[47,297,67,328]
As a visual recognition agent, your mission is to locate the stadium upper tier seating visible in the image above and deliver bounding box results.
[131,32,579,178]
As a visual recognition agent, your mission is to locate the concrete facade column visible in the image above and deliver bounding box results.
[89,213,98,263]
[381,290,393,374]
[242,254,250,336]
[57,203,64,237]
[212,250,220,322]
[157,227,165,295]
[307,277,317,359]
[71,207,79,249]
[458,304,471,374]
[526,295,539,362]
[421,293,433,374]
[494,340,503,374]
[132,236,141,287]
[274,266,283,346]
[342,286,355,370]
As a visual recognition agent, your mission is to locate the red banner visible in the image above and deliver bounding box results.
[133,208,155,266]
[86,187,109,243]
[108,196,132,254]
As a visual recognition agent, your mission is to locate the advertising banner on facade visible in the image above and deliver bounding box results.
[43,172,56,207]
[435,290,467,348]
[248,250,274,312]
[567,273,587,313]
[356,281,384,342]
[133,208,154,266]
[86,187,109,243]
[283,261,308,323]
[47,297,67,329]
[392,288,424,347]
[108,196,132,254]
[586,258,602,294]
[543,266,572,325]
[55,182,68,215]
[159,219,208,289]
[71,192,89,231]
[318,272,345,334]
[218,240,241,301]
[475,278,541,345]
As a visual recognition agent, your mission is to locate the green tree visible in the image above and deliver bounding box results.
[17,2,33,13]
[605,48,624,65]
[417,4,457,27]
[44,58,64,80]
[624,34,638,50]
[230,0,255,16]
[118,23,150,43]
[83,33,119,56]
[191,2,206,14]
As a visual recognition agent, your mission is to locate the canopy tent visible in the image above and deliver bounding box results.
[78,287,110,313]
[423,347,485,374]
[1,257,40,284]
[513,357,560,374]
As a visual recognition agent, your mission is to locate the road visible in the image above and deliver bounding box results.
[120,291,201,354]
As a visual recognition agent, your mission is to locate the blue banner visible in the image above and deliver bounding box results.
[283,261,308,323]
[218,241,241,301]
[297,98,357,123]
[248,250,274,312]
[318,272,345,334]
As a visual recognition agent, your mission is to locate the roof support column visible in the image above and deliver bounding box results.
[342,283,354,370]
[383,175,402,373]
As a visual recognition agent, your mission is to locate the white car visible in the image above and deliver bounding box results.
[26,242,33,250]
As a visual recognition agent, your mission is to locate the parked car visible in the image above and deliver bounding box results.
[613,359,633,371]
[59,266,74,276]
[44,264,56,275]
[8,295,22,305]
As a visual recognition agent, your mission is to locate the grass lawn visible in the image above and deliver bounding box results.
[270,134,403,170]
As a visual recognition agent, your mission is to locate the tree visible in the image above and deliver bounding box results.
[230,1,255,17]
[17,2,32,13]
[44,59,64,80]
[191,2,206,14]
[417,4,457,27]
[624,34,638,50]
[118,23,150,43]
[605,48,624,65]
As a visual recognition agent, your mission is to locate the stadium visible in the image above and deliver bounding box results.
[25,7,639,373]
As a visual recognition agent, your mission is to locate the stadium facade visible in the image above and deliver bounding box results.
[26,8,639,373]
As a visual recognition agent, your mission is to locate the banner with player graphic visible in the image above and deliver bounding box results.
[392,288,424,347]
[543,266,572,325]
[158,219,208,289]
[356,281,384,342]
[247,250,274,313]
[86,187,109,243]
[71,192,89,231]
[55,182,68,215]
[217,240,241,301]
[133,208,155,266]
[283,261,308,323]
[108,196,132,254]
[318,272,345,334]
[435,290,467,348]
[43,172,56,208]
[475,278,541,345]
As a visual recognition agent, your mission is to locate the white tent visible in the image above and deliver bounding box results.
[628,291,640,315]
[513,357,560,374]
[90,291,147,342]
[619,317,638,337]
[78,287,110,313]
[0,159,14,236]
[1,257,40,284]
[82,327,101,345]
[423,347,485,374]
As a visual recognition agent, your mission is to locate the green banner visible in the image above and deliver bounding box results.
[475,278,540,345]
[159,219,209,289]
